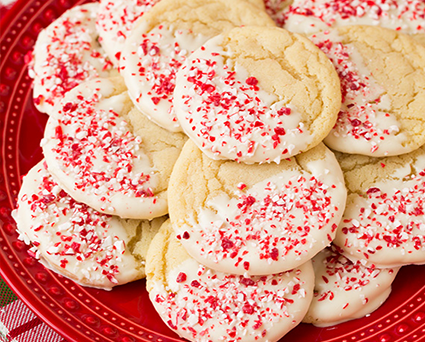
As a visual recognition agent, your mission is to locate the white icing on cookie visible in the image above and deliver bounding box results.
[30,3,114,115]
[174,34,314,164]
[13,161,142,290]
[283,0,425,35]
[175,146,347,275]
[42,78,166,219]
[121,22,209,132]
[150,257,314,342]
[311,30,409,156]
[304,246,399,327]
[96,0,160,66]
[334,154,425,267]
[264,0,292,27]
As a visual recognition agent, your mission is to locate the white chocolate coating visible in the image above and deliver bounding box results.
[304,246,399,327]
[31,3,114,115]
[311,30,410,156]
[264,0,293,27]
[283,0,425,35]
[172,142,347,275]
[121,22,209,132]
[13,161,143,290]
[174,34,316,164]
[42,78,167,219]
[334,152,425,267]
[96,0,160,66]
[147,220,315,342]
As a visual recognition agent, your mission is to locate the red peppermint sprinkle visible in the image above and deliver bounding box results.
[33,5,113,108]
[153,263,309,340]
[49,89,155,205]
[180,49,303,162]
[22,163,129,286]
[284,0,425,34]
[183,174,340,272]
[339,170,425,259]
[176,272,187,283]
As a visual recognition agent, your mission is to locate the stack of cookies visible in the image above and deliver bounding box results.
[13,0,425,340]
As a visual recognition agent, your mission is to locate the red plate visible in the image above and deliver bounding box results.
[1,1,425,341]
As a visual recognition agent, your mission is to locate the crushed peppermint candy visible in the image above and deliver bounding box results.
[175,37,312,163]
[312,32,404,155]
[42,84,158,216]
[121,24,208,131]
[177,170,343,275]
[305,245,399,326]
[336,169,425,266]
[264,0,291,27]
[313,245,395,303]
[32,3,113,112]
[151,258,313,341]
[15,162,130,287]
[96,0,160,64]
[283,0,425,33]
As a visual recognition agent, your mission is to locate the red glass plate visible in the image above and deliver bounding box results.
[1,1,425,341]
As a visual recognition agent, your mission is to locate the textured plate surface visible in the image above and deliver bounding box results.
[1,0,425,341]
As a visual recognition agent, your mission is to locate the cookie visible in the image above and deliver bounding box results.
[120,0,276,132]
[283,0,425,35]
[146,219,314,342]
[96,0,160,66]
[30,3,115,115]
[310,26,425,157]
[413,33,425,46]
[168,140,347,275]
[42,77,187,219]
[174,26,341,163]
[246,0,267,8]
[303,245,399,327]
[13,161,166,290]
[333,145,425,268]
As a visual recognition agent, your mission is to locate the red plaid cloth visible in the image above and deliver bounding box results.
[0,277,67,342]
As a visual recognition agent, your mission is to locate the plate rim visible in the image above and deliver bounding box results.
[1,1,425,342]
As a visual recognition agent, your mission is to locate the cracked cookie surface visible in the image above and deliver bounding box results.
[167,140,347,275]
[174,26,341,163]
[311,26,425,157]
[120,0,275,132]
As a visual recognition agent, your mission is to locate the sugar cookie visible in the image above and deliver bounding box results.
[120,0,275,132]
[310,26,425,157]
[174,26,341,163]
[96,0,160,66]
[30,3,115,115]
[168,140,346,275]
[413,33,425,46]
[146,219,314,342]
[303,245,399,327]
[284,0,425,35]
[334,145,425,268]
[13,161,166,290]
[247,0,267,8]
[42,77,187,219]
